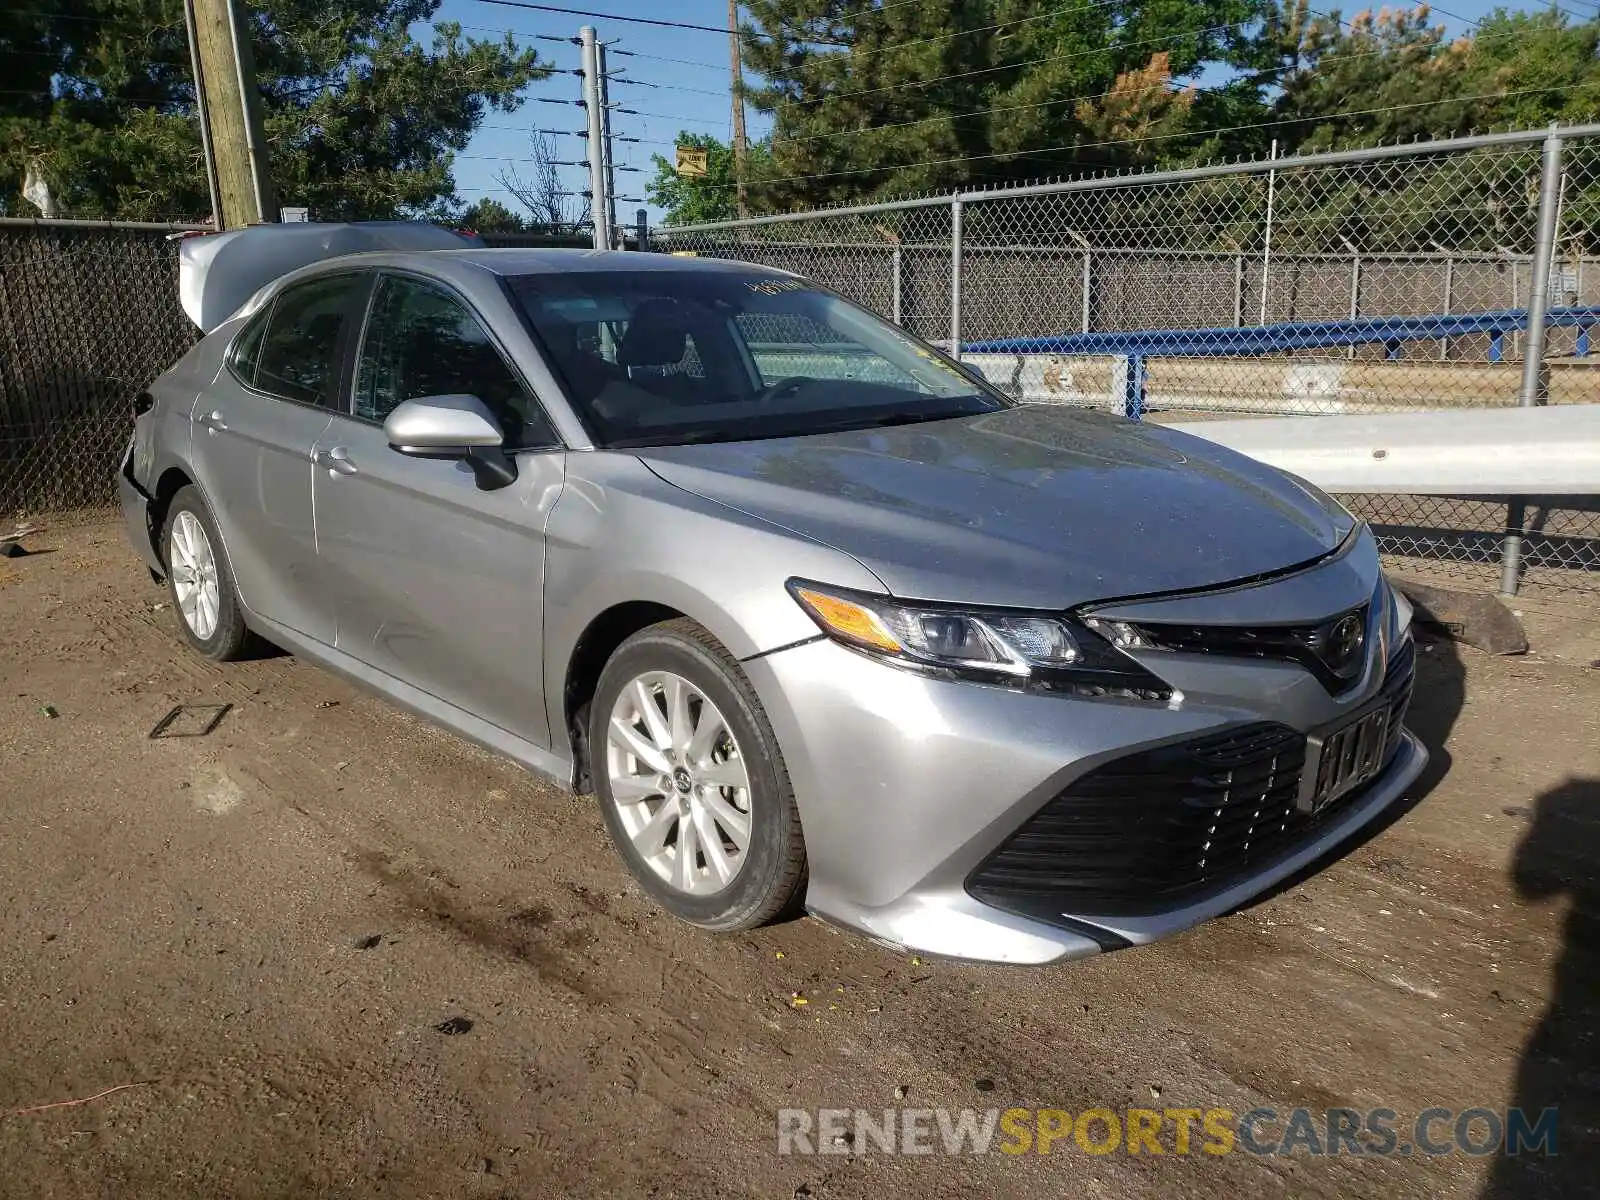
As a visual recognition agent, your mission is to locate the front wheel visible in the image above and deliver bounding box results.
[590,618,807,931]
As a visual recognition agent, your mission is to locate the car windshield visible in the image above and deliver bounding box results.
[507,268,1009,447]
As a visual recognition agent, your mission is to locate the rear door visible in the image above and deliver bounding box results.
[189,271,368,642]
[310,272,565,745]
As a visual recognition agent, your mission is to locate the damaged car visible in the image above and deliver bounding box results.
[120,225,1424,963]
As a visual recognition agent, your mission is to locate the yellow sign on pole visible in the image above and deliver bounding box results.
[675,147,709,178]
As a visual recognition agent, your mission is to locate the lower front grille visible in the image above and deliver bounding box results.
[966,638,1416,922]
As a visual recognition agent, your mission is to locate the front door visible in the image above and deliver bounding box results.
[311,272,565,746]
[188,272,367,642]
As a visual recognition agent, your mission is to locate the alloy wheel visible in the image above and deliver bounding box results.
[604,670,753,896]
[169,510,221,641]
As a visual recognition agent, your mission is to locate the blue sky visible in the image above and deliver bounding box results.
[428,0,1562,222]
[430,0,772,221]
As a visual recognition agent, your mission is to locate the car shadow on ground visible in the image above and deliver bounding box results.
[242,635,290,661]
[1480,775,1600,1198]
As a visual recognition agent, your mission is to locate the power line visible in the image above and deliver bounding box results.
[465,0,846,44]
[606,76,730,99]
[0,85,191,106]
[766,12,1561,152]
[1,6,183,25]
[458,152,644,169]
[458,0,1021,47]
[617,109,728,128]
[0,46,193,66]
[481,123,670,145]
[611,48,733,72]
[9,0,1113,80]
[703,81,1593,192]
[746,0,1593,148]
[751,0,1596,121]
[757,0,1128,71]
[757,18,1247,114]
[769,0,986,24]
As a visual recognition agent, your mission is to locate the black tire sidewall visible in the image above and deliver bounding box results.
[162,487,248,660]
[591,625,800,930]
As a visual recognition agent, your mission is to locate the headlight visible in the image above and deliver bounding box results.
[788,580,1172,701]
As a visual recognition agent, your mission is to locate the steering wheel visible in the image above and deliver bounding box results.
[752,376,810,405]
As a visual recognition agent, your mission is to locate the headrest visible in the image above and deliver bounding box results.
[616,298,690,367]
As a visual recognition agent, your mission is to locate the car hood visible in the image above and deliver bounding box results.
[636,405,1354,610]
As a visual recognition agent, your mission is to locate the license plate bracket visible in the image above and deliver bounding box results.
[1296,701,1394,815]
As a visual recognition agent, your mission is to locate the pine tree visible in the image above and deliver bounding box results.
[739,0,1264,208]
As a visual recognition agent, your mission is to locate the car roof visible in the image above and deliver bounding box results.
[240,247,803,329]
[362,247,796,278]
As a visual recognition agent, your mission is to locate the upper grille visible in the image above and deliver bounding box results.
[1123,604,1371,694]
[966,637,1415,922]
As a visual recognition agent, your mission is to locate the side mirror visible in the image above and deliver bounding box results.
[384,394,516,490]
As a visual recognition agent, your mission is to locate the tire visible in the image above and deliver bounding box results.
[161,485,254,662]
[590,618,807,931]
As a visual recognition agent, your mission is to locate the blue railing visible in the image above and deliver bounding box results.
[963,306,1600,419]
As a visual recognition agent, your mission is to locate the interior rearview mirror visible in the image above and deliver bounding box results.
[384,394,516,490]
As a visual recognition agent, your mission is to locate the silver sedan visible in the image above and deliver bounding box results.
[120,236,1426,964]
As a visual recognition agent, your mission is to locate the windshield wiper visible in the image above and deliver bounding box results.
[608,428,744,448]
[606,402,987,449]
[801,405,982,435]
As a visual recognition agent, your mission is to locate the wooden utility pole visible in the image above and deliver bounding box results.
[186,0,274,228]
[727,0,748,219]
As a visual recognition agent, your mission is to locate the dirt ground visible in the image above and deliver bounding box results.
[2,522,1598,1199]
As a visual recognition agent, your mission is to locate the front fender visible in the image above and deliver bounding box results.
[540,452,885,762]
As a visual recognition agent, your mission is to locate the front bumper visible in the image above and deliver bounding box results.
[743,635,1427,965]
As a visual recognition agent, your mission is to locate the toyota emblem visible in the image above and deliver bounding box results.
[1322,612,1366,676]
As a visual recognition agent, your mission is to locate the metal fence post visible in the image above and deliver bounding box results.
[1080,250,1092,333]
[950,197,963,359]
[1259,138,1278,325]
[891,243,903,326]
[1499,127,1565,596]
[1124,354,1146,421]
[1341,238,1361,360]
[1509,252,1521,360]
[1440,255,1453,360]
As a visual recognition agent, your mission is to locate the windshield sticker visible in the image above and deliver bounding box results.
[745,277,808,296]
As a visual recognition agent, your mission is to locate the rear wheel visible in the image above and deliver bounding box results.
[591,618,807,931]
[162,486,253,661]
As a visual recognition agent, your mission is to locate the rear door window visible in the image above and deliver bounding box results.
[228,306,270,388]
[250,274,365,407]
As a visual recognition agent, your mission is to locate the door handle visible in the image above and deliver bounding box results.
[315,446,359,475]
[202,409,227,433]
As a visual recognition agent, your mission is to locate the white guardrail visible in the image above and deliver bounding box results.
[1167,404,1600,496]
[955,352,1600,496]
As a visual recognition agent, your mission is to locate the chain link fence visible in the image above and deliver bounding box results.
[657,126,1600,601]
[1,220,201,519]
[3,129,1597,602]
[0,223,624,524]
